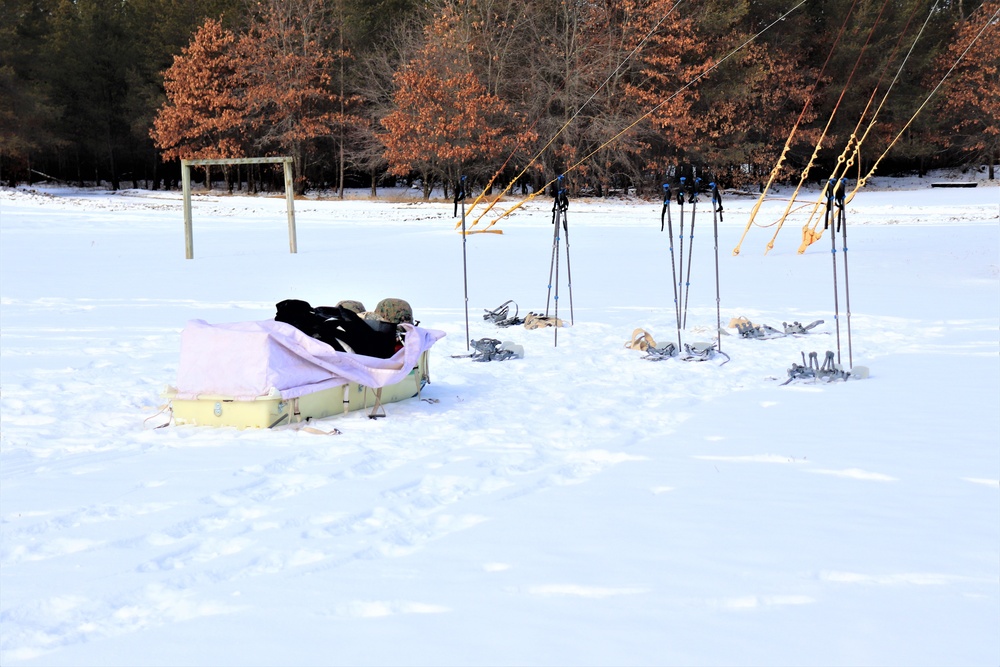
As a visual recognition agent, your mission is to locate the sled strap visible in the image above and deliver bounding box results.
[144,403,173,429]
[366,386,386,419]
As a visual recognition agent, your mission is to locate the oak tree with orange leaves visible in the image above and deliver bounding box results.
[150,18,243,164]
[622,1,710,176]
[381,8,515,199]
[151,1,363,193]
[237,0,364,193]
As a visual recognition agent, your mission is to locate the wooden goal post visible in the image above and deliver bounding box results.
[181,156,297,259]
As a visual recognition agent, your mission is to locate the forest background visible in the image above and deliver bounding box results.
[1,0,997,198]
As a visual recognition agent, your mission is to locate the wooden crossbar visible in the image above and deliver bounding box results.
[180,156,297,259]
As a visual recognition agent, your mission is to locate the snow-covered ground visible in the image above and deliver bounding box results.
[1,171,998,666]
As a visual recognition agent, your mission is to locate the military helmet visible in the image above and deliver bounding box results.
[336,299,366,314]
[374,298,413,325]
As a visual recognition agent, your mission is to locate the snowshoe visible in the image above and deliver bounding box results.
[625,328,657,352]
[736,320,783,339]
[524,312,565,329]
[782,319,824,335]
[642,342,679,361]
[781,350,867,385]
[483,300,524,327]
[680,341,730,365]
[457,337,522,362]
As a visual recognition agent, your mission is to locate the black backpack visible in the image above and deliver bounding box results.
[275,300,398,359]
[275,299,323,337]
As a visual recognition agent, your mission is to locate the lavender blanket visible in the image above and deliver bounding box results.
[175,319,445,401]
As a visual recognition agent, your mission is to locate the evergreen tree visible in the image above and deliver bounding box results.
[43,0,138,189]
[0,0,63,184]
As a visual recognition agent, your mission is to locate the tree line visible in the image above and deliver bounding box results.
[2,0,997,197]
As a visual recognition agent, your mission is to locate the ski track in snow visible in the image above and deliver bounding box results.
[1,180,998,665]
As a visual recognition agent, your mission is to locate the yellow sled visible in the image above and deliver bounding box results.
[166,351,429,429]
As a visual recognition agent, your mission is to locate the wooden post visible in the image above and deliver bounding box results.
[181,160,193,259]
[283,158,297,254]
[180,156,295,258]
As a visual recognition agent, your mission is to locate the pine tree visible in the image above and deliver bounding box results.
[43,0,138,189]
[0,0,63,184]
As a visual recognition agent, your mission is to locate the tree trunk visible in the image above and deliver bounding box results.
[294,153,307,196]
[107,126,119,190]
[338,16,346,201]
[338,134,345,199]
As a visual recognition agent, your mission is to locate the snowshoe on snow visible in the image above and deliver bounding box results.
[454,337,522,362]
[781,350,867,385]
[625,328,657,352]
[680,341,731,365]
[642,342,679,361]
[782,319,824,335]
[483,300,525,328]
[524,312,565,329]
[736,320,784,339]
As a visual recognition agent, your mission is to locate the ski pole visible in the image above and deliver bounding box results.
[663,183,682,349]
[826,179,842,364]
[561,195,575,327]
[554,178,569,346]
[545,176,561,318]
[455,175,470,350]
[837,177,853,368]
[682,177,700,329]
[712,181,723,352]
[660,183,669,232]
[677,176,686,325]
[546,175,568,347]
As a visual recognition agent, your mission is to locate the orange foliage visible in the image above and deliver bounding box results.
[932,0,1000,157]
[623,4,710,156]
[380,7,517,193]
[237,3,363,157]
[151,4,363,175]
[150,19,243,161]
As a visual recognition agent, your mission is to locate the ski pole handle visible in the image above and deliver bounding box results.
[661,183,671,231]
[453,175,466,217]
[711,182,723,221]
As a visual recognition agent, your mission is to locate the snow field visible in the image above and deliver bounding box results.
[0,178,997,666]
